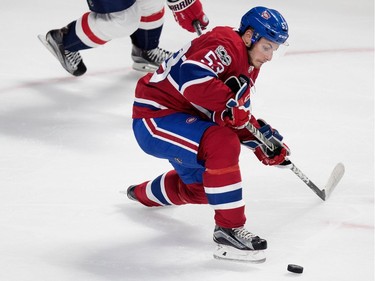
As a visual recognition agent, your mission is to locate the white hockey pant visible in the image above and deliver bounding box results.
[75,0,165,47]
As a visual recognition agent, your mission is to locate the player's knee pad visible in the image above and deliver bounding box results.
[81,4,141,43]
[102,5,141,38]
[199,126,241,169]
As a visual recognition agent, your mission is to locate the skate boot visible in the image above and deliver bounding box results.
[213,225,267,263]
[131,45,173,72]
[126,185,138,202]
[38,28,87,76]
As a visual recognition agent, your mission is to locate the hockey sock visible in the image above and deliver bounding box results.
[63,21,94,52]
[133,170,208,207]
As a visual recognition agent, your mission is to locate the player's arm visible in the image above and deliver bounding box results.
[180,53,252,130]
[211,75,252,129]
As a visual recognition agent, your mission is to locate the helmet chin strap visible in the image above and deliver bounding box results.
[246,32,261,50]
[246,37,258,50]
[242,31,257,50]
[251,33,260,44]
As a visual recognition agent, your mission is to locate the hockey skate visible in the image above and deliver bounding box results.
[126,185,138,202]
[213,225,267,263]
[38,28,87,76]
[131,45,173,72]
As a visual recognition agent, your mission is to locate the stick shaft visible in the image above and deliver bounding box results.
[193,21,203,36]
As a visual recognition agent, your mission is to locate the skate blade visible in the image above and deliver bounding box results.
[213,244,266,263]
[132,62,159,73]
[37,34,59,60]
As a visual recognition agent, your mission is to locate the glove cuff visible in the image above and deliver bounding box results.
[167,0,196,12]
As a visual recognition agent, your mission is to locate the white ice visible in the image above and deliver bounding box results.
[0,0,373,280]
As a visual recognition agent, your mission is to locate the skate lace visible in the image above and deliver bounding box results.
[64,50,82,69]
[146,47,172,63]
[233,227,257,240]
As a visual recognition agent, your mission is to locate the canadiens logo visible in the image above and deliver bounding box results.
[215,45,231,66]
[261,11,271,20]
[186,117,197,124]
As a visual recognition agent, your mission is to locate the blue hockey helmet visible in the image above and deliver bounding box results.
[239,6,289,45]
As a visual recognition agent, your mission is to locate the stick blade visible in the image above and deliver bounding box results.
[323,163,345,200]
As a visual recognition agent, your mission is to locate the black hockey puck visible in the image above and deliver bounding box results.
[287,264,303,274]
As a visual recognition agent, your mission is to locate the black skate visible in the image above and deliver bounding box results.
[131,45,173,72]
[38,28,87,76]
[213,225,267,263]
[126,185,138,202]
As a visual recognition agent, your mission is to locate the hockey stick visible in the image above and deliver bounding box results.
[193,20,203,36]
[246,122,345,201]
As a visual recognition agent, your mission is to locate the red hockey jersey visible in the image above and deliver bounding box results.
[132,26,260,135]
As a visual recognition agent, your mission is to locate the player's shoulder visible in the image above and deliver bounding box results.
[210,26,239,39]
[208,26,244,49]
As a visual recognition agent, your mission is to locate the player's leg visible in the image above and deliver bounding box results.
[130,114,246,223]
[129,116,267,262]
[130,121,245,225]
[127,170,208,206]
[130,0,173,72]
[128,113,212,206]
[71,0,140,49]
[199,125,267,262]
[39,0,140,76]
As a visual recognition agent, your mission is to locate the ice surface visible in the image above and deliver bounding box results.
[0,0,373,280]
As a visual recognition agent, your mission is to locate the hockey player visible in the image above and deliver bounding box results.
[38,0,208,76]
[127,6,290,262]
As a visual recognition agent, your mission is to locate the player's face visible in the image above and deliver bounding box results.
[248,38,280,68]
